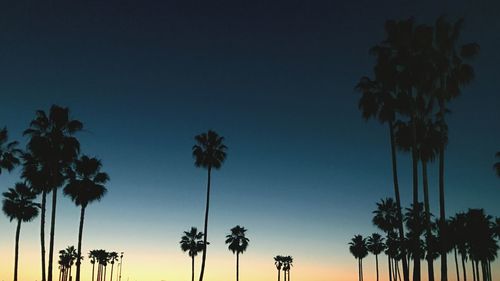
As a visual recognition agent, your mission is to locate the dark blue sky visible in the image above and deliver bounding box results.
[0,1,499,280]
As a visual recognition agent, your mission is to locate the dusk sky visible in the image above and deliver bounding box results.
[0,1,499,281]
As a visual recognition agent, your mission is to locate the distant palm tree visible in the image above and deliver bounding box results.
[494,152,500,177]
[23,105,83,281]
[0,127,21,175]
[274,255,284,281]
[94,249,108,281]
[373,198,399,234]
[58,246,77,281]
[349,235,368,281]
[192,130,227,281]
[225,225,249,281]
[180,227,205,281]
[367,233,385,281]
[108,252,119,281]
[2,182,40,281]
[64,155,109,281]
[89,250,99,281]
[282,256,293,281]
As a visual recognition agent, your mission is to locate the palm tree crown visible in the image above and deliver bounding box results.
[2,182,40,222]
[367,233,386,255]
[0,127,21,175]
[225,225,249,255]
[180,227,205,257]
[192,130,227,169]
[349,235,368,260]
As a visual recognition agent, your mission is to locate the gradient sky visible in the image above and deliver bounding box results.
[0,1,499,281]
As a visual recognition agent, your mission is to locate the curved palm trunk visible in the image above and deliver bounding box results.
[199,166,211,281]
[14,219,22,281]
[191,256,195,281]
[410,112,421,281]
[389,122,410,281]
[438,100,447,281]
[41,191,47,281]
[236,252,239,281]
[422,161,434,281]
[461,255,467,281]
[454,248,460,281]
[76,206,86,281]
[48,188,59,281]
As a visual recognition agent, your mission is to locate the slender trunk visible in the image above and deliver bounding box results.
[236,252,239,281]
[92,263,95,281]
[481,261,487,281]
[397,260,402,281]
[110,263,115,281]
[199,166,211,281]
[69,265,72,281]
[288,269,291,281]
[277,268,280,281]
[422,160,434,281]
[48,188,58,281]
[284,267,287,281]
[488,261,491,281]
[41,191,47,281]
[439,99,447,281]
[76,206,85,281]
[475,260,480,281]
[389,122,410,281]
[14,219,22,281]
[410,107,421,281]
[358,259,361,281]
[389,257,393,281]
[192,256,195,281]
[472,260,476,281]
[393,259,398,281]
[361,258,364,281]
[375,254,379,281]
[461,255,467,281]
[454,248,460,281]
[59,268,62,281]
[104,265,107,281]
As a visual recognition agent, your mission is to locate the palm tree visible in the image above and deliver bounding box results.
[0,127,21,175]
[89,250,99,281]
[274,255,284,281]
[58,246,77,281]
[108,252,119,281]
[192,130,227,281]
[349,235,368,281]
[225,225,249,281]
[2,182,40,281]
[282,256,293,281]
[433,17,480,281]
[180,227,205,281]
[367,233,385,281]
[23,105,83,281]
[64,155,109,281]
[494,152,500,177]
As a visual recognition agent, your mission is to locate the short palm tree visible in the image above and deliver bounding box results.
[225,225,249,281]
[64,155,109,281]
[108,252,119,281]
[192,130,227,281]
[180,227,205,281]
[367,233,385,281]
[23,105,83,281]
[0,127,21,175]
[349,235,368,281]
[274,255,284,281]
[2,182,40,281]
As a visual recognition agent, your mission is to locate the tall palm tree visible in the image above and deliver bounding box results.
[349,235,368,281]
[274,255,284,281]
[367,233,385,281]
[225,225,249,281]
[282,256,293,281]
[494,152,500,177]
[180,227,205,281]
[192,130,227,281]
[108,252,119,281]
[0,127,21,175]
[433,17,480,281]
[64,155,109,281]
[23,105,83,281]
[2,182,40,281]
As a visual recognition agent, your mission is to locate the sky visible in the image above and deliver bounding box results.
[0,1,499,281]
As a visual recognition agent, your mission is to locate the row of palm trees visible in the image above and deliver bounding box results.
[274,255,293,281]
[355,15,483,281]
[349,201,499,281]
[0,105,110,281]
[180,225,250,281]
[88,249,122,281]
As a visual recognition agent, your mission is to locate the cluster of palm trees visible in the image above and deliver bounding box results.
[274,255,293,281]
[0,105,110,281]
[350,202,499,281]
[88,249,121,281]
[353,15,492,281]
[180,225,250,281]
[58,246,79,281]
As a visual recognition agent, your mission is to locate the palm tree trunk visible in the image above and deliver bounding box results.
[288,269,291,281]
[475,260,480,281]
[92,263,95,281]
[76,206,86,281]
[393,259,398,281]
[104,265,107,281]
[277,268,280,281]
[388,257,393,281]
[454,248,460,281]
[41,190,47,281]
[389,122,410,281]
[14,219,22,281]
[472,260,476,281]
[481,261,487,281]
[69,265,72,281]
[236,252,239,281]
[284,267,287,281]
[191,256,195,281]
[422,161,435,281]
[48,188,58,281]
[375,254,379,281]
[361,259,364,281]
[397,260,402,281]
[461,255,467,281]
[358,259,361,281]
[438,100,447,281]
[199,166,211,281]
[110,263,115,281]
[410,110,421,281]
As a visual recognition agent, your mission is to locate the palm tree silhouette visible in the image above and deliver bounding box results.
[274,256,284,281]
[494,152,500,177]
[64,155,109,281]
[180,227,205,281]
[108,252,119,281]
[58,246,78,281]
[2,182,40,281]
[192,130,227,281]
[89,250,99,281]
[367,233,385,281]
[225,225,249,281]
[0,127,21,175]
[282,256,293,281]
[23,105,83,281]
[349,235,368,281]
